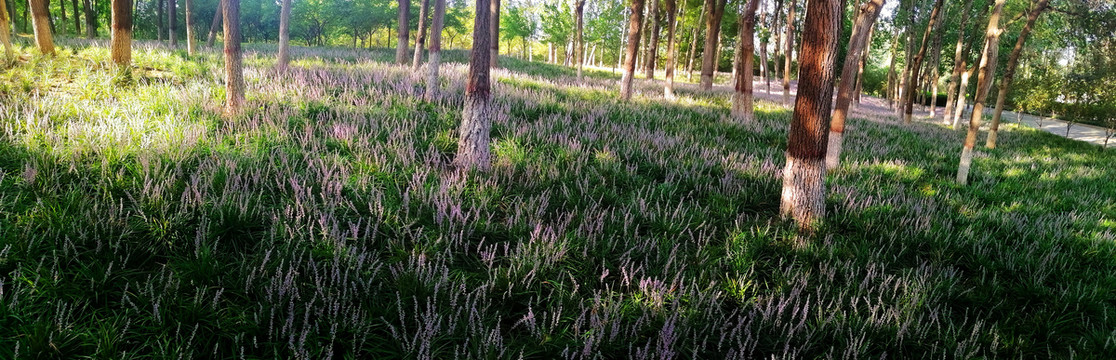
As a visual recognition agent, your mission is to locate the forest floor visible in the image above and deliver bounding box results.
[2,40,1115,359]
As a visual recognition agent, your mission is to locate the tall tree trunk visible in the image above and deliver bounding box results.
[82,0,94,38]
[59,0,65,31]
[663,0,678,97]
[157,0,164,40]
[489,0,499,68]
[620,0,645,100]
[223,0,244,115]
[951,58,977,128]
[575,0,585,81]
[943,0,974,124]
[895,0,913,114]
[699,0,725,90]
[70,0,78,33]
[411,0,430,69]
[425,0,445,100]
[644,0,659,79]
[0,0,12,58]
[28,0,53,55]
[731,0,760,121]
[854,26,872,105]
[771,0,783,80]
[456,0,493,170]
[781,0,797,104]
[901,0,943,124]
[184,0,195,54]
[781,0,841,230]
[956,0,1004,185]
[986,0,1048,148]
[207,0,221,47]
[926,5,944,116]
[396,0,410,64]
[48,0,55,34]
[110,0,130,65]
[168,0,176,45]
[684,1,703,80]
[758,10,769,93]
[885,25,898,108]
[276,0,291,69]
[826,0,883,170]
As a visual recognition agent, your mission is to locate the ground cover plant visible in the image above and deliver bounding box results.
[1,39,1116,359]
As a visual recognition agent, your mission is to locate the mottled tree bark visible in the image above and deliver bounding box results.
[185,0,196,54]
[957,0,1004,185]
[489,0,499,68]
[699,0,726,90]
[411,0,430,69]
[28,0,53,55]
[943,0,974,125]
[826,0,883,170]
[781,0,841,230]
[0,0,13,58]
[986,0,1048,149]
[663,0,678,97]
[223,0,244,115]
[730,0,760,122]
[901,0,943,124]
[456,0,493,170]
[110,0,131,65]
[781,0,797,104]
[425,0,445,100]
[396,0,410,64]
[575,0,585,81]
[620,0,645,101]
[276,0,291,69]
[207,0,222,47]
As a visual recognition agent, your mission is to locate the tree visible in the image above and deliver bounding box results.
[456,0,493,170]
[411,0,430,69]
[169,0,177,45]
[942,0,974,125]
[185,0,196,54]
[110,0,131,65]
[685,1,704,80]
[71,0,79,34]
[83,0,96,38]
[900,0,943,124]
[730,0,760,121]
[425,0,445,100]
[159,0,165,41]
[490,0,500,68]
[781,0,797,104]
[620,0,645,100]
[29,0,54,55]
[396,0,410,64]
[0,0,13,59]
[224,0,244,115]
[781,0,841,230]
[575,0,585,81]
[643,0,659,79]
[985,0,1050,149]
[699,0,726,90]
[826,0,883,170]
[663,0,678,97]
[276,0,292,69]
[207,0,223,47]
[956,0,1005,185]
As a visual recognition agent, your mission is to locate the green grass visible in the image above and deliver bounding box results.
[1,37,1115,359]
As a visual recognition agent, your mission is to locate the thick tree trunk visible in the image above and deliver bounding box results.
[223,0,244,115]
[684,2,704,80]
[781,0,841,230]
[83,0,94,38]
[207,0,222,47]
[396,0,410,64]
[0,0,13,58]
[663,0,678,97]
[644,0,659,79]
[158,0,164,40]
[425,0,445,100]
[826,0,883,170]
[28,0,53,55]
[168,0,176,45]
[110,0,131,65]
[456,0,493,170]
[411,0,430,69]
[489,0,499,68]
[957,0,1004,185]
[943,0,974,125]
[730,0,760,122]
[620,0,645,101]
[986,0,1048,149]
[276,0,291,69]
[185,0,195,54]
[575,0,585,81]
[699,0,726,90]
[901,0,943,124]
[781,0,797,104]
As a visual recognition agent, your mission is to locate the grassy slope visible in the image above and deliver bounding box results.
[1,40,1115,359]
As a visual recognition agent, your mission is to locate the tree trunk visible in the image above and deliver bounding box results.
[663,0,678,97]
[758,10,769,93]
[885,25,898,109]
[456,0,493,170]
[731,0,760,122]
[986,0,1048,149]
[956,0,1004,185]
[781,0,841,231]
[926,5,944,117]
[771,0,783,80]
[489,0,499,68]
[70,0,78,33]
[643,0,659,79]
[110,0,131,65]
[223,0,244,115]
[0,0,13,58]
[426,0,445,100]
[826,0,883,170]
[276,0,291,69]
[951,59,976,128]
[901,0,943,124]
[895,0,913,114]
[28,0,53,55]
[943,0,974,125]
[699,0,725,90]
[781,0,797,104]
[59,0,66,31]
[83,0,94,38]
[411,0,430,69]
[620,0,645,101]
[158,0,164,40]
[853,26,872,105]
[684,2,702,81]
[575,0,585,81]
[185,0,196,54]
[168,0,177,45]
[207,0,222,47]
[396,0,410,64]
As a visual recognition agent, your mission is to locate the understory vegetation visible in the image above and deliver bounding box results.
[1,40,1115,358]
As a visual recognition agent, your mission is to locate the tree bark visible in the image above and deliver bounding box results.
[0,0,13,58]
[853,26,872,105]
[207,0,222,47]
[956,0,1004,185]
[70,0,78,33]
[276,0,291,69]
[781,0,841,230]
[82,0,94,38]
[986,0,1048,149]
[663,0,678,97]
[223,0,244,115]
[620,0,645,101]
[684,2,703,80]
[425,0,445,100]
[758,10,769,93]
[456,0,493,170]
[411,0,430,69]
[885,25,899,109]
[781,0,797,104]
[901,0,943,124]
[826,0,883,170]
[168,0,176,45]
[158,0,164,40]
[895,0,913,114]
[396,0,410,64]
[731,0,761,122]
[185,0,196,54]
[699,0,726,90]
[28,0,53,55]
[644,0,659,79]
[943,0,974,125]
[575,0,585,81]
[110,0,131,65]
[489,0,499,68]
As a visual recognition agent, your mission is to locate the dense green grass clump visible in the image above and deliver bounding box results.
[1,39,1114,359]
